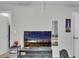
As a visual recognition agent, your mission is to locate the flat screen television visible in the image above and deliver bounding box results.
[24,31,51,47]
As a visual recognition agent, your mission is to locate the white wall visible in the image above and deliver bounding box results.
[11,5,73,57]
[0,3,74,57]
[0,15,9,55]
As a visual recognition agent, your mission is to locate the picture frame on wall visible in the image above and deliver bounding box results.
[52,20,58,46]
[65,19,71,32]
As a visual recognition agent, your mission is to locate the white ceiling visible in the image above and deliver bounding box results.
[0,1,79,7]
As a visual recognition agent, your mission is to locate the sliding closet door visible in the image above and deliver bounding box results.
[0,13,9,56]
[73,12,79,58]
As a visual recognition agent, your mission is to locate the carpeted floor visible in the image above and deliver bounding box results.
[0,52,9,58]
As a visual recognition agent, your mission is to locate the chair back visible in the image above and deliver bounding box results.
[59,49,69,58]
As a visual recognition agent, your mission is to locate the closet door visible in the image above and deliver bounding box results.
[0,13,9,56]
[73,12,79,58]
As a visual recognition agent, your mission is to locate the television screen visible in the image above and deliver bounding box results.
[24,31,51,47]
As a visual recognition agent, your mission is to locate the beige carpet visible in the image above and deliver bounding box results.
[0,52,9,58]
